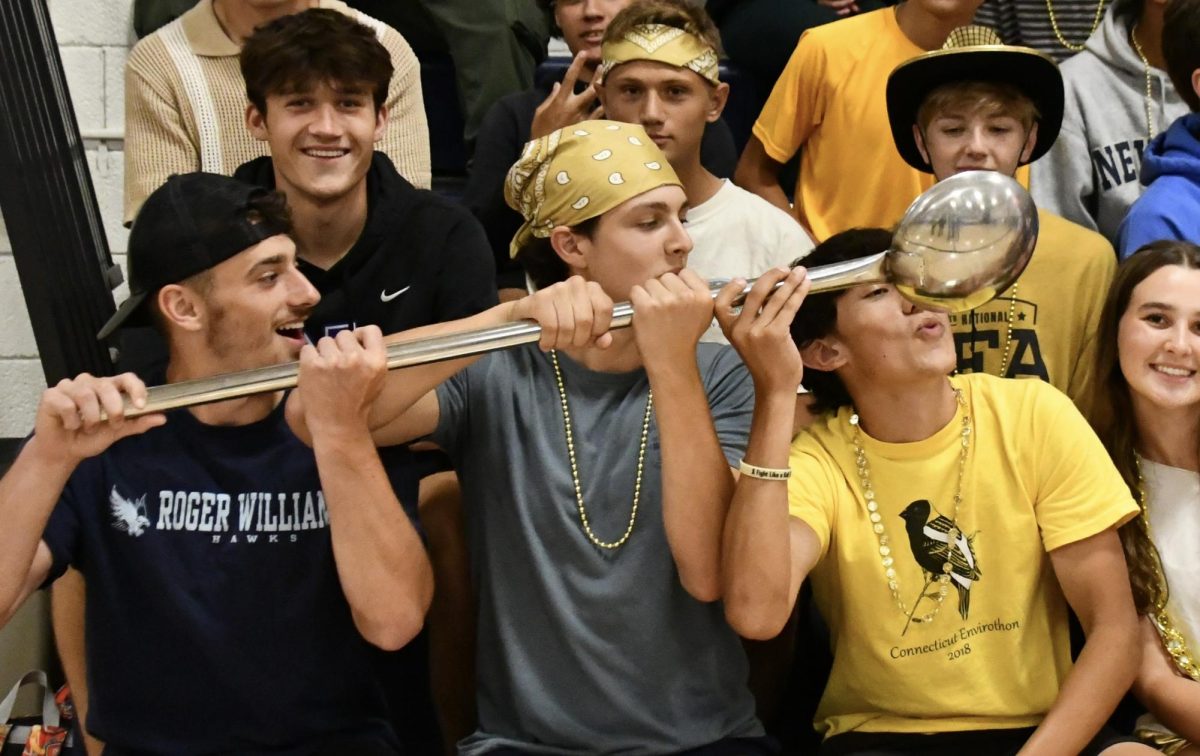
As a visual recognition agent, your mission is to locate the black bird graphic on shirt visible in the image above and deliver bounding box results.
[899,499,981,620]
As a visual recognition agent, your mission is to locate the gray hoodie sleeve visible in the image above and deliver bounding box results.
[1030,98,1101,234]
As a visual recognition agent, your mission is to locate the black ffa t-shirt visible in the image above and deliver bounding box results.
[40,400,399,755]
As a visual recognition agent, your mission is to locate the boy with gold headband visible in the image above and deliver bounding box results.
[886,26,1115,417]
[330,120,779,754]
[463,0,738,300]
[596,0,815,345]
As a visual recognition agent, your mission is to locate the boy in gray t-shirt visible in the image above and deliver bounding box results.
[435,342,761,754]
[344,121,777,753]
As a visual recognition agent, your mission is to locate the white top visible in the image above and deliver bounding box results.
[685,180,815,345]
[1137,456,1200,737]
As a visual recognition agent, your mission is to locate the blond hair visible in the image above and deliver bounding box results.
[916,80,1040,131]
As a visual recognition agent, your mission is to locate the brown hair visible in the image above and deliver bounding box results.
[1164,0,1200,111]
[916,81,1040,132]
[241,9,393,114]
[1092,240,1200,613]
[789,228,895,415]
[1112,0,1144,27]
[515,216,601,290]
[603,0,723,56]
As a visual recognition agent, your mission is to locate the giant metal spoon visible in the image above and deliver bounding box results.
[117,170,1037,418]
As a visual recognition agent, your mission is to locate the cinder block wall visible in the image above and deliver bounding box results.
[0,0,134,439]
[0,0,134,694]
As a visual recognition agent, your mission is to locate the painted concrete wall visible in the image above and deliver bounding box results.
[0,0,134,438]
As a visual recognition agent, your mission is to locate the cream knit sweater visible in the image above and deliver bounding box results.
[123,0,431,224]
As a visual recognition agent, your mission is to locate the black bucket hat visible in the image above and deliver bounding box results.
[886,25,1064,173]
[97,173,290,340]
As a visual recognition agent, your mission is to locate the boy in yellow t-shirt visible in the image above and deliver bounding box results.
[732,0,988,241]
[712,233,1147,753]
[885,26,1116,419]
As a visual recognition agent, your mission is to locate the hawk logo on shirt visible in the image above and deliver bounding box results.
[109,486,150,537]
[898,499,982,635]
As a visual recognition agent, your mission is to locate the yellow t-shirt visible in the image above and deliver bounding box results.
[751,8,935,241]
[787,374,1137,737]
[949,210,1115,419]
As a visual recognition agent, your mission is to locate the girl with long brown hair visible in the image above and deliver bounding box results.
[1093,240,1200,753]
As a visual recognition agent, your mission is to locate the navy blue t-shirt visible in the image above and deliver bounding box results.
[40,399,398,755]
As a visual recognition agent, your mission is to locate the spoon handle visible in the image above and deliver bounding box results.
[118,254,889,418]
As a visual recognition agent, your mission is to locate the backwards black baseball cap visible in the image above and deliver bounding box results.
[97,173,291,340]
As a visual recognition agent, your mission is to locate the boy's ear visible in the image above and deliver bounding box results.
[1192,69,1200,105]
[912,124,931,166]
[594,79,609,110]
[1019,121,1039,164]
[706,81,730,123]
[246,103,268,142]
[549,225,589,273]
[800,335,848,374]
[157,284,205,333]
[373,104,388,143]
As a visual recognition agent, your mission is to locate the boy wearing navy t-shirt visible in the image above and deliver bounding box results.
[0,174,435,754]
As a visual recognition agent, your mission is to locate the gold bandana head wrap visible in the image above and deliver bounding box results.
[505,119,682,258]
[599,23,720,86]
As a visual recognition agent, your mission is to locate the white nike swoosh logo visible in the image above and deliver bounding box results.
[380,286,411,302]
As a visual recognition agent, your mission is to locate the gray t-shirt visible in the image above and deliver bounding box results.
[434,342,762,754]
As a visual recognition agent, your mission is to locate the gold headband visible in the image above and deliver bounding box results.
[600,23,720,86]
[505,119,682,258]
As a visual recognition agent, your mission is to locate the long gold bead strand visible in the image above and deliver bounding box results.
[1130,23,1157,143]
[1135,458,1200,680]
[1045,0,1107,53]
[551,350,653,550]
[997,282,1019,378]
[849,389,970,629]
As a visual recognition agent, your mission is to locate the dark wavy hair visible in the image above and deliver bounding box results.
[1092,240,1200,613]
[1113,0,1144,27]
[514,216,601,290]
[790,228,895,415]
[1164,0,1200,111]
[241,9,393,114]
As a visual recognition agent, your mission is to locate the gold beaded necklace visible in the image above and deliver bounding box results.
[849,387,971,633]
[1130,22,1158,143]
[1135,457,1200,680]
[1045,0,1107,53]
[550,349,654,550]
[996,282,1020,378]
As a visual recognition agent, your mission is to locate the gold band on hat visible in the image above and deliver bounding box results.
[600,23,720,85]
[943,24,1005,47]
[504,119,682,258]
